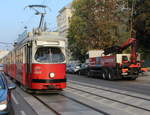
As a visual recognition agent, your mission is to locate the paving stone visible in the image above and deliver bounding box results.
[121,97,140,104]
[93,96,104,101]
[111,103,130,110]
[139,101,150,107]
[113,94,126,100]
[100,99,116,105]
[138,101,150,110]
[81,93,92,97]
[87,95,98,99]
[61,111,103,115]
[97,99,108,103]
[128,108,150,115]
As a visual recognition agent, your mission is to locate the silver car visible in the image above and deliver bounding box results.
[0,64,4,71]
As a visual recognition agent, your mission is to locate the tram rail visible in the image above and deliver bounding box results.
[69,80,150,101]
[67,81,150,113]
[32,93,109,115]
[32,94,61,115]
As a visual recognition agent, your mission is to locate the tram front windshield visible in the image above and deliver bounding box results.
[35,47,65,63]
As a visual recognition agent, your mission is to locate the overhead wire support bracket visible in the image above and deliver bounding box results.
[24,5,50,31]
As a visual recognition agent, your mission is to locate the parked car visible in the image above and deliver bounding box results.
[66,64,81,74]
[0,74,16,115]
[77,63,89,75]
[0,64,4,71]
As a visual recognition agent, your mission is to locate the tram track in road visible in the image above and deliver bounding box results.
[32,94,61,115]
[68,74,150,96]
[32,93,109,115]
[67,81,150,113]
[59,93,109,115]
[69,80,150,101]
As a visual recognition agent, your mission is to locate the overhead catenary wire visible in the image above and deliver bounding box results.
[15,0,51,40]
[0,42,13,51]
[0,42,13,45]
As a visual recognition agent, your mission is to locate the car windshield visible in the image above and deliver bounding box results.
[35,47,65,63]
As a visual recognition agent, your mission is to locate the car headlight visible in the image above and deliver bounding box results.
[0,100,7,111]
[49,72,55,78]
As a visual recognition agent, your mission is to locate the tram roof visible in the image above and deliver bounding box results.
[27,32,67,42]
[15,32,67,47]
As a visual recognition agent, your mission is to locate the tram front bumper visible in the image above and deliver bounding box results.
[31,78,67,90]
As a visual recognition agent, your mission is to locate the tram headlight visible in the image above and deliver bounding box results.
[49,72,55,78]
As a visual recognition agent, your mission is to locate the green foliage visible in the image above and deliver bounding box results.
[68,0,131,61]
[134,0,150,51]
[68,0,96,62]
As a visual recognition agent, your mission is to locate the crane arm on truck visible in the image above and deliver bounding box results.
[120,38,137,63]
[104,38,138,63]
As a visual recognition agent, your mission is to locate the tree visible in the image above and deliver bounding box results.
[132,0,150,65]
[68,0,132,61]
[133,0,150,51]
[68,0,96,62]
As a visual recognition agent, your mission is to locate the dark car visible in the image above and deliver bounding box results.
[77,63,89,75]
[0,74,16,115]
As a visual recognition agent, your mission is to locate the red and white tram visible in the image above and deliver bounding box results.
[3,31,67,92]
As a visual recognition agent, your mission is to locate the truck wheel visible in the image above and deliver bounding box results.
[108,68,115,81]
[108,73,112,80]
[102,68,108,80]
[108,72,115,80]
[102,72,106,79]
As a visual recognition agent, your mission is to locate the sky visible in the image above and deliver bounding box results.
[0,0,73,50]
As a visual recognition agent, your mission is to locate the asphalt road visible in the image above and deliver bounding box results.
[67,72,150,96]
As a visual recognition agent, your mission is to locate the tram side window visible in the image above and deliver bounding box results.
[35,47,65,63]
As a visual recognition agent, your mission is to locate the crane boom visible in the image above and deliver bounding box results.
[120,38,137,63]
[104,38,138,63]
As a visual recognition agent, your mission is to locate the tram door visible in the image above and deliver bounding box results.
[25,43,32,87]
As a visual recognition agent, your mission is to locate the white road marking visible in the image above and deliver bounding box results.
[12,93,19,104]
[20,111,26,115]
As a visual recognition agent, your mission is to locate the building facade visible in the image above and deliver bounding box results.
[57,3,72,37]
[0,50,9,63]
